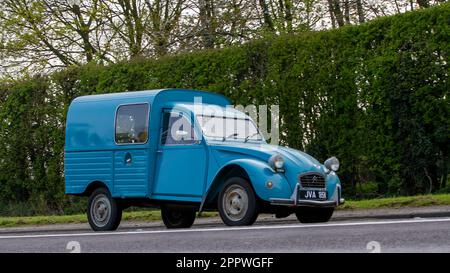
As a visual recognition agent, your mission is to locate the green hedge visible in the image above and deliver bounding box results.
[0,4,448,215]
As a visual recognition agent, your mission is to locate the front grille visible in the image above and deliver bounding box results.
[299,173,326,188]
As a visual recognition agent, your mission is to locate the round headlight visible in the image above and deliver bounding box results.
[269,154,285,171]
[275,158,284,169]
[324,156,339,172]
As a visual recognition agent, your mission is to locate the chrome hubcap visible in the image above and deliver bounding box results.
[223,185,248,221]
[91,194,111,227]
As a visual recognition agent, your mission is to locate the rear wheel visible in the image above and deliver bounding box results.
[218,177,259,226]
[87,188,122,231]
[295,207,334,223]
[161,206,196,228]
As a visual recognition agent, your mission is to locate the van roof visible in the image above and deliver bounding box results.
[72,89,163,103]
[72,88,230,105]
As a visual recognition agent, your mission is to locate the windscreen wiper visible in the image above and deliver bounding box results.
[245,132,261,142]
[223,133,238,141]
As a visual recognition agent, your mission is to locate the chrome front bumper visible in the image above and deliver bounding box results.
[269,183,345,207]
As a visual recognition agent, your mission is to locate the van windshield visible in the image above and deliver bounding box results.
[196,115,263,141]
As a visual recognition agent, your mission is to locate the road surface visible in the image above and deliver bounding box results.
[0,217,449,253]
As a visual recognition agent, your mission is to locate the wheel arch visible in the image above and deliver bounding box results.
[200,158,292,212]
[82,180,111,197]
[200,163,253,211]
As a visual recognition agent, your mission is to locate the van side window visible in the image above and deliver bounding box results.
[161,111,198,145]
[115,104,149,144]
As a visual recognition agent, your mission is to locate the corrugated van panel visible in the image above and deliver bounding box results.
[64,151,114,194]
[113,149,149,197]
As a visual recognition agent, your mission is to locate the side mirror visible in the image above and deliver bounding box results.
[324,156,339,172]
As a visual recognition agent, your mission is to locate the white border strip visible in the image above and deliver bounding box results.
[1,217,450,240]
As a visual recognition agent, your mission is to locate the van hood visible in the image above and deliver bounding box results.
[209,142,326,175]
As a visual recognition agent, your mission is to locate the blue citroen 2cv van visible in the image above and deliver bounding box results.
[65,89,344,231]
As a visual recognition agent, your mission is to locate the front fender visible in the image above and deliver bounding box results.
[219,158,293,202]
[326,171,342,201]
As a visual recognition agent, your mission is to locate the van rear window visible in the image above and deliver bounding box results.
[115,104,149,144]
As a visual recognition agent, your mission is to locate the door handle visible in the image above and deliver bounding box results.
[124,152,132,165]
[156,150,163,154]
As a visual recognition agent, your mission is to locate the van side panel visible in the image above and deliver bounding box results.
[113,149,149,197]
[65,97,150,196]
[64,151,114,194]
[65,89,231,199]
[65,101,115,151]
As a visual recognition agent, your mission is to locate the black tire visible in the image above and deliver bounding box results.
[87,187,122,231]
[295,207,334,223]
[161,206,196,228]
[218,177,259,226]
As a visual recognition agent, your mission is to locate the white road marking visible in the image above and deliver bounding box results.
[0,217,449,240]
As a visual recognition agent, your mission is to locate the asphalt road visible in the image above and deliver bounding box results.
[0,217,449,253]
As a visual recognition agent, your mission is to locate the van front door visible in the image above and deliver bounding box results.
[153,109,207,199]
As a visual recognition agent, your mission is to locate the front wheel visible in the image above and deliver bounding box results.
[87,188,122,231]
[295,207,334,223]
[218,177,259,226]
[161,206,196,228]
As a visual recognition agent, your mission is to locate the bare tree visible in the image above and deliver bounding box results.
[327,0,345,27]
[102,0,188,58]
[103,0,147,58]
[0,0,444,77]
[0,0,113,73]
[254,0,325,32]
[146,0,187,56]
[42,0,113,63]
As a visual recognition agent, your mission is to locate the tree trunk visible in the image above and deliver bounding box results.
[284,0,293,32]
[118,0,143,58]
[328,0,345,27]
[393,0,402,13]
[417,0,430,8]
[70,4,97,62]
[344,0,350,25]
[199,0,216,48]
[327,0,336,28]
[259,0,275,31]
[356,0,365,23]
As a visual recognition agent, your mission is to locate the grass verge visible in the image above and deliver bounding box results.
[1,194,449,228]
[0,210,218,228]
[339,194,450,210]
